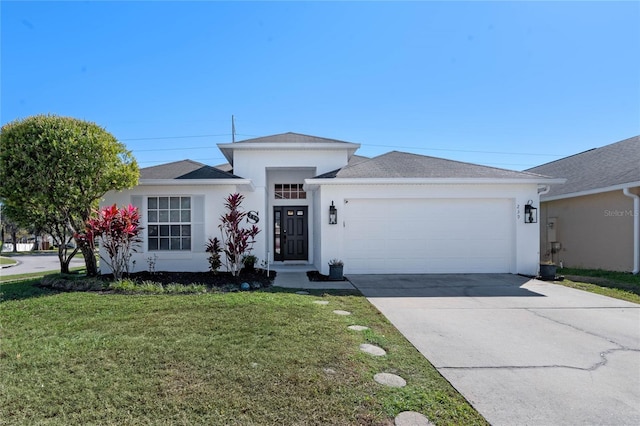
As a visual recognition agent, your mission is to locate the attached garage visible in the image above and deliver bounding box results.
[308,150,558,276]
[343,198,514,274]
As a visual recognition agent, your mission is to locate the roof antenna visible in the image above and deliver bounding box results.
[231,114,236,143]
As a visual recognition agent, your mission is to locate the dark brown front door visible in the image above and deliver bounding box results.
[273,206,308,261]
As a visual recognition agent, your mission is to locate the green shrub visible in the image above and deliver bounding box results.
[39,274,105,291]
[165,283,207,294]
[205,237,223,273]
[109,279,138,293]
[109,279,208,295]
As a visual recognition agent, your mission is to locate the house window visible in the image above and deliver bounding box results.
[274,184,306,199]
[147,196,191,251]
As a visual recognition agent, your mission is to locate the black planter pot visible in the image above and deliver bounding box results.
[329,265,344,281]
[539,264,557,281]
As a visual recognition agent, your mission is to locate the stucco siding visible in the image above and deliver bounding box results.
[101,184,243,274]
[540,190,635,271]
[312,183,541,276]
[233,149,349,186]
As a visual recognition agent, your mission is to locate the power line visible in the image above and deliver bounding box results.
[137,157,226,165]
[121,133,230,141]
[120,133,569,158]
[120,132,259,142]
[134,146,213,152]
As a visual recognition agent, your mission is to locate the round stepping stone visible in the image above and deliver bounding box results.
[359,343,386,356]
[374,373,406,388]
[313,300,329,305]
[348,325,369,331]
[333,310,351,315]
[395,411,433,426]
[295,291,310,295]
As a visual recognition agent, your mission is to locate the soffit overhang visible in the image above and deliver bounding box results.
[217,142,360,165]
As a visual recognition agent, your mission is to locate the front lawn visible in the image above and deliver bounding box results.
[0,267,85,284]
[556,268,640,304]
[0,280,487,425]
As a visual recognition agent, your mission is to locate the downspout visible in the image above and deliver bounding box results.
[537,185,551,269]
[623,187,640,274]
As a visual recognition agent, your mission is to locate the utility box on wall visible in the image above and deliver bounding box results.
[547,217,557,243]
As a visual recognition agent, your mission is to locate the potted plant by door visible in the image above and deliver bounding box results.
[539,260,557,281]
[328,259,344,281]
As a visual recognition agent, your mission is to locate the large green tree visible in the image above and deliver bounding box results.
[0,115,139,274]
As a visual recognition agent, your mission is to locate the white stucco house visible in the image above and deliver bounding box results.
[102,132,562,276]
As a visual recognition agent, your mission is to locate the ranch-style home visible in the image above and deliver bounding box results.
[102,132,562,276]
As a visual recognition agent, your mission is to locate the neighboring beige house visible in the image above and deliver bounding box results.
[527,136,640,273]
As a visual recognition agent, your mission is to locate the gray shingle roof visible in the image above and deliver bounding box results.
[234,132,355,144]
[526,135,640,198]
[315,151,551,179]
[140,160,242,180]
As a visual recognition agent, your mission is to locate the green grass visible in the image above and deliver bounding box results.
[0,282,486,425]
[0,267,85,284]
[556,267,640,304]
[0,256,18,266]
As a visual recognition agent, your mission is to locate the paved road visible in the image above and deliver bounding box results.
[349,274,640,426]
[0,253,85,276]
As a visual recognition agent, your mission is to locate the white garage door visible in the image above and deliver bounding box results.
[344,198,514,274]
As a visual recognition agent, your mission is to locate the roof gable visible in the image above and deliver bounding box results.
[233,132,355,144]
[527,135,640,198]
[317,151,550,180]
[140,159,242,180]
[217,132,361,165]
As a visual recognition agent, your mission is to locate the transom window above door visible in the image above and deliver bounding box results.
[274,184,306,199]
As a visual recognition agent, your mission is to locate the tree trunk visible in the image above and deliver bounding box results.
[59,247,70,274]
[81,245,98,276]
[11,230,17,252]
[57,245,79,274]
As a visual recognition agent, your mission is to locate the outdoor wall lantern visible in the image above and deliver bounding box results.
[524,201,538,224]
[329,201,338,225]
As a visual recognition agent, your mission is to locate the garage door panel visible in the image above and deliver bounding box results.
[344,199,513,274]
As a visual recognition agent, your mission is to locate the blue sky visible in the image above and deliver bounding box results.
[2,1,639,170]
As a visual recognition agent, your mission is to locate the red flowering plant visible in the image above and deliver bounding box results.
[218,193,260,276]
[82,204,142,280]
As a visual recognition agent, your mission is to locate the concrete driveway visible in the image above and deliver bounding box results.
[349,274,640,426]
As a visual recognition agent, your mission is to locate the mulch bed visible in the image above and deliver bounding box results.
[36,269,277,293]
[116,269,276,288]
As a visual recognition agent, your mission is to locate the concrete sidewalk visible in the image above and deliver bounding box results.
[350,274,640,426]
[273,271,356,290]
